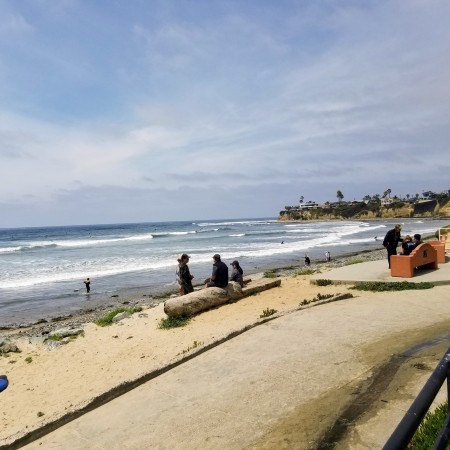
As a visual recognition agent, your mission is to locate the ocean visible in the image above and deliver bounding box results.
[0,217,447,326]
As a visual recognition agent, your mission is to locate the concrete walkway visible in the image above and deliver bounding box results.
[311,256,450,285]
[23,263,450,450]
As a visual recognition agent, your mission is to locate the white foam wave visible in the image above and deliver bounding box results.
[229,234,245,237]
[0,246,22,254]
[0,255,178,289]
[196,220,276,227]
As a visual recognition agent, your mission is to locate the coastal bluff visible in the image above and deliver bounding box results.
[279,199,450,221]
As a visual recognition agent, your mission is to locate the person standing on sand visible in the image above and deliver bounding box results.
[382,224,403,268]
[84,277,91,293]
[325,251,331,262]
[177,254,194,295]
[304,255,311,266]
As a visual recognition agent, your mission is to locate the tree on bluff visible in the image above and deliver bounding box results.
[336,190,344,203]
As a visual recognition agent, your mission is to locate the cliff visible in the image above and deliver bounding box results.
[279,199,450,221]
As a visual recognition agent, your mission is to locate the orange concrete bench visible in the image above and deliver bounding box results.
[390,243,438,278]
[428,240,446,264]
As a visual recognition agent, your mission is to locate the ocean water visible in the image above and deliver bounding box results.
[0,217,447,326]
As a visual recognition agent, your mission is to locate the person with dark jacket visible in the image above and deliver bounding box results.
[177,253,194,295]
[383,224,403,268]
[230,260,244,287]
[84,277,91,293]
[413,234,423,248]
[206,254,228,288]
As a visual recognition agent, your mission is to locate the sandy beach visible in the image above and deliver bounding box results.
[1,247,449,448]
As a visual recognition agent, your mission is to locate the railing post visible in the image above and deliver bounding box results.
[433,357,450,449]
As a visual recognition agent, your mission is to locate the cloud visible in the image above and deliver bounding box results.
[0,0,449,226]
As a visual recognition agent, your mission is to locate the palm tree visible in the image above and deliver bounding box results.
[336,190,344,203]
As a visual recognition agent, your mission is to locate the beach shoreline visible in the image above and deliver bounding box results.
[1,246,387,334]
[1,218,445,329]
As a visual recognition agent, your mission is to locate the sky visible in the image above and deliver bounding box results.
[1,0,449,228]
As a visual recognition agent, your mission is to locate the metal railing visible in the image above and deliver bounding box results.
[383,347,450,449]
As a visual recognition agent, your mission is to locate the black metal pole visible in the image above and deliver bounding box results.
[383,348,450,450]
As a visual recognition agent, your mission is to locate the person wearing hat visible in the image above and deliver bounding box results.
[382,224,403,268]
[205,254,228,289]
[177,253,194,295]
[230,260,244,287]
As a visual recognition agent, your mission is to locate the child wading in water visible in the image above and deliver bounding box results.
[84,277,91,293]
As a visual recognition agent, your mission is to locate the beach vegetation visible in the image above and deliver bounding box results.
[295,268,315,276]
[315,279,332,286]
[178,340,204,355]
[316,293,334,300]
[25,356,32,364]
[300,293,334,307]
[8,360,16,364]
[95,306,143,327]
[260,308,278,318]
[46,335,63,342]
[264,271,278,278]
[408,402,447,449]
[351,281,434,292]
[37,411,44,417]
[344,258,364,266]
[158,315,191,329]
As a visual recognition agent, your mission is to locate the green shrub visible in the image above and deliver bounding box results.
[25,356,32,364]
[95,306,143,327]
[158,315,191,329]
[300,293,334,307]
[260,308,278,318]
[296,268,315,276]
[315,279,332,286]
[344,258,364,266]
[408,402,447,449]
[351,281,434,292]
[264,271,278,278]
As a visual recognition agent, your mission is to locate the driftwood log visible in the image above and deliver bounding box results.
[164,279,281,318]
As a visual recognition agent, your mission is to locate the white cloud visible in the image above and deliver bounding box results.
[0,0,449,226]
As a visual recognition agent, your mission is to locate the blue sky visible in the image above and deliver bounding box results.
[1,0,449,227]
